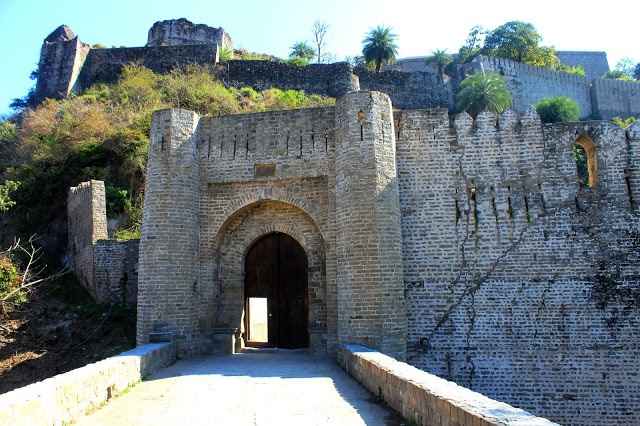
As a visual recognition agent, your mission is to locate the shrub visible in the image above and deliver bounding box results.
[287,57,310,67]
[456,72,512,117]
[5,64,335,239]
[535,96,581,123]
[604,70,634,81]
[0,255,26,306]
[0,180,20,213]
[219,46,234,61]
[612,116,637,129]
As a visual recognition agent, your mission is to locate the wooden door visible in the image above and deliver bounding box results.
[245,233,309,348]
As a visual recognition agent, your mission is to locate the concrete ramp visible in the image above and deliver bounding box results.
[76,349,401,425]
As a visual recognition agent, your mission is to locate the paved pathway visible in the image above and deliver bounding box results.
[76,349,402,426]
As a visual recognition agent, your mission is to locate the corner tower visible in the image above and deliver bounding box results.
[334,91,407,359]
[137,109,201,354]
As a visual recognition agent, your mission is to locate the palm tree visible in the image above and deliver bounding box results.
[362,26,398,72]
[426,49,453,77]
[289,41,315,61]
[456,71,512,117]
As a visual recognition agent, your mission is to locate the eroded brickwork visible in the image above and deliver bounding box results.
[397,109,640,425]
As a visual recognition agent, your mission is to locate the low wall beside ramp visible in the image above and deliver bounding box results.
[0,342,176,426]
[337,344,558,426]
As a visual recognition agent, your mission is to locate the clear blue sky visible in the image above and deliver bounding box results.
[0,0,637,114]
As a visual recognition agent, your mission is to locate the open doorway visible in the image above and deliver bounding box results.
[244,232,309,349]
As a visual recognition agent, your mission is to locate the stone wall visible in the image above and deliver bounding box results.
[591,78,640,119]
[67,180,108,300]
[396,107,640,425]
[468,56,593,118]
[556,51,609,81]
[334,91,407,358]
[146,18,232,50]
[337,344,558,426]
[355,68,450,110]
[217,60,357,98]
[137,108,201,353]
[94,239,139,306]
[0,342,176,426]
[68,180,138,306]
[79,44,218,88]
[133,92,640,425]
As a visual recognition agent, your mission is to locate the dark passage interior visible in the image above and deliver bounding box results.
[244,232,309,349]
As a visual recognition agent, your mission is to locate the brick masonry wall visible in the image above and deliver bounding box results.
[334,91,407,359]
[137,94,640,424]
[397,108,640,425]
[137,108,201,353]
[94,239,139,307]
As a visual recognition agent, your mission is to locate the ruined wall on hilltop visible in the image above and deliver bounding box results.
[146,18,232,50]
[78,45,218,89]
[35,25,91,102]
[396,108,640,426]
[217,60,357,98]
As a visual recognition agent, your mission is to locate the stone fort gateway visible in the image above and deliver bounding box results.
[48,19,640,425]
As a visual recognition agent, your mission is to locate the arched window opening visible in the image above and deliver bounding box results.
[573,135,598,188]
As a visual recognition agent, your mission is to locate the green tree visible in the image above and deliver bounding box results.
[635,63,640,80]
[289,41,315,63]
[362,26,399,72]
[612,116,637,129]
[535,96,581,123]
[482,21,541,63]
[604,70,634,81]
[219,46,234,61]
[426,49,453,77]
[605,58,637,81]
[0,181,20,213]
[457,25,486,64]
[481,21,563,69]
[456,71,512,117]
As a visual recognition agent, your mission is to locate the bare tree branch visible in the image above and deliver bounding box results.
[1,235,70,311]
[312,20,329,64]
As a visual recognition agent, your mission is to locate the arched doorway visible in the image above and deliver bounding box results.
[244,232,309,349]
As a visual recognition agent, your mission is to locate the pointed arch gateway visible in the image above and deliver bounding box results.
[208,199,327,353]
[244,232,309,348]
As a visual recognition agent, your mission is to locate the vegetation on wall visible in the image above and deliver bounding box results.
[453,21,585,77]
[535,96,581,124]
[455,72,512,117]
[604,58,639,81]
[289,41,315,66]
[2,64,335,241]
[362,26,398,72]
